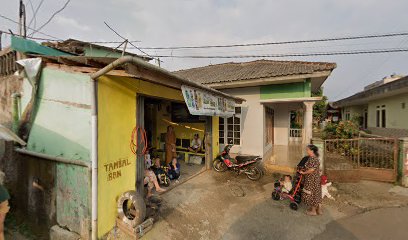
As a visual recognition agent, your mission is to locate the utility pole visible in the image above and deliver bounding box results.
[19,0,23,37]
[0,31,2,50]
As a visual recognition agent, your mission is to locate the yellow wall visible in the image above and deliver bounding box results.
[97,76,137,237]
[97,75,198,237]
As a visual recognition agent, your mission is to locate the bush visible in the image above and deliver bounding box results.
[323,120,359,139]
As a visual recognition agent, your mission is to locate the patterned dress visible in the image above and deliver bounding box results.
[301,157,322,208]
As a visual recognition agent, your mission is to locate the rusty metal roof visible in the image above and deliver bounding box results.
[43,39,152,61]
[29,54,122,69]
[174,60,336,85]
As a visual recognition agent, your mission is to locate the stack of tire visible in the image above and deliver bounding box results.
[117,191,146,227]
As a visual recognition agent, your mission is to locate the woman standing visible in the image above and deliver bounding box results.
[0,171,10,240]
[299,145,322,216]
[165,125,176,165]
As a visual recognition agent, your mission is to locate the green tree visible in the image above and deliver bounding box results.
[312,88,327,126]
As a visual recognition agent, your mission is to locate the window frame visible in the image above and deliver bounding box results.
[218,107,242,146]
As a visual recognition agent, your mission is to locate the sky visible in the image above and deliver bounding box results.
[1,0,408,101]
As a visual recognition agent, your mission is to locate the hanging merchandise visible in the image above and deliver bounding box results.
[181,85,235,116]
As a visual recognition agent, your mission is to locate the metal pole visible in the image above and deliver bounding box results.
[15,148,90,168]
[91,79,98,240]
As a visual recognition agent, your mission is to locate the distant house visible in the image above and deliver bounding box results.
[334,74,408,138]
[175,60,336,167]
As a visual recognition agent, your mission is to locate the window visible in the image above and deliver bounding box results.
[265,107,274,145]
[345,111,351,121]
[363,109,368,129]
[219,107,241,145]
[219,117,225,144]
[402,102,406,109]
[381,109,386,128]
[376,105,386,128]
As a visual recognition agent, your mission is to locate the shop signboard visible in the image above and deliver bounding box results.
[181,85,235,116]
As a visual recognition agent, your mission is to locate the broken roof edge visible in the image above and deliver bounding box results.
[90,56,245,103]
[46,39,152,61]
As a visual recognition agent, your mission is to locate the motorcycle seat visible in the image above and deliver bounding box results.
[235,155,258,163]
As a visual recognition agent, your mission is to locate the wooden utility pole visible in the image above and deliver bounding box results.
[0,31,2,50]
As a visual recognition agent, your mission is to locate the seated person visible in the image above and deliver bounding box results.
[188,133,202,152]
[144,169,166,197]
[280,175,293,194]
[151,157,164,176]
[168,157,181,180]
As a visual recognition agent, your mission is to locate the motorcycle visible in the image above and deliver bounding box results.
[213,144,263,181]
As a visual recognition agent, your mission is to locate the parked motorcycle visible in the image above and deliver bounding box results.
[213,145,263,181]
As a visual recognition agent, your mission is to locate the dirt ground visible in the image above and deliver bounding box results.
[107,170,408,240]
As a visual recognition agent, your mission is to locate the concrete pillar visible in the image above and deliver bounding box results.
[401,138,408,187]
[303,101,315,145]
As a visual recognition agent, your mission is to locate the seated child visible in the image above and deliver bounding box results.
[168,157,181,180]
[280,175,293,194]
[144,169,166,197]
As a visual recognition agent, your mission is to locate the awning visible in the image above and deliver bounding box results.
[11,36,72,56]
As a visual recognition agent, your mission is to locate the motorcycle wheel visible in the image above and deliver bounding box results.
[246,166,262,181]
[213,159,228,172]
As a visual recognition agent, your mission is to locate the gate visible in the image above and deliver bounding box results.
[324,138,398,182]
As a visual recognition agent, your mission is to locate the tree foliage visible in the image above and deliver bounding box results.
[323,120,359,139]
[312,88,328,125]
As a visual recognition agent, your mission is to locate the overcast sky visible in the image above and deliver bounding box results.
[1,0,408,101]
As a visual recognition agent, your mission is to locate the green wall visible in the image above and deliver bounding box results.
[84,46,123,58]
[367,93,408,129]
[260,79,311,100]
[25,67,91,237]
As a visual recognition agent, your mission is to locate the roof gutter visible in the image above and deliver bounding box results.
[89,56,243,240]
[90,56,244,103]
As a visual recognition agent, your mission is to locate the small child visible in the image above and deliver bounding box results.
[280,175,293,194]
[321,175,335,200]
[168,157,181,180]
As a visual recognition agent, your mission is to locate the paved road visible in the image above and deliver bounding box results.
[314,207,408,240]
[136,171,408,240]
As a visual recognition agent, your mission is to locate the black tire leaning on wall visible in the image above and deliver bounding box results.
[117,190,146,227]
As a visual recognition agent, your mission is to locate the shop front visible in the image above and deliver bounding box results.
[93,57,243,238]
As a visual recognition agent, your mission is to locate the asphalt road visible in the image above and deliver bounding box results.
[313,207,408,240]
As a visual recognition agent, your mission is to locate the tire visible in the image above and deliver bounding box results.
[161,175,171,187]
[117,191,146,227]
[213,159,228,172]
[289,202,298,211]
[246,166,262,181]
[272,191,280,201]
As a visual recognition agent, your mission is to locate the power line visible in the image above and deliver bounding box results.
[0,13,62,40]
[28,0,45,30]
[31,0,71,36]
[26,0,36,30]
[136,32,408,50]
[103,21,156,60]
[150,48,408,59]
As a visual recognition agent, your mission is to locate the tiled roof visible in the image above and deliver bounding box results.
[173,60,336,84]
